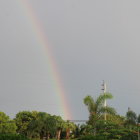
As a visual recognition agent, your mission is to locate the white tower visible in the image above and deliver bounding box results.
[101,80,107,121]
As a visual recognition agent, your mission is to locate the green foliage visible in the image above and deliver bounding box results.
[27,112,57,138]
[98,127,138,140]
[14,111,76,139]
[0,134,29,140]
[83,93,139,140]
[106,114,125,126]
[78,135,106,140]
[0,112,17,134]
[14,111,37,135]
[125,109,138,130]
[77,127,138,140]
[27,112,71,139]
[0,93,139,140]
[138,114,140,124]
[126,110,137,125]
[83,93,116,127]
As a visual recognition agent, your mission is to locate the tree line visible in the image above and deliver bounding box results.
[0,92,140,140]
[0,111,76,140]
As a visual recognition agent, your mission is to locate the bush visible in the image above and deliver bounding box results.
[0,134,29,140]
[78,135,106,140]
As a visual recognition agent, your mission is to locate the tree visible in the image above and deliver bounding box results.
[27,112,65,140]
[63,121,76,140]
[54,115,65,140]
[106,114,125,126]
[84,93,116,135]
[0,112,17,134]
[14,111,37,136]
[125,109,137,129]
[137,114,140,124]
[27,112,52,139]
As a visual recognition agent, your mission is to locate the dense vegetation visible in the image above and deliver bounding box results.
[0,93,140,140]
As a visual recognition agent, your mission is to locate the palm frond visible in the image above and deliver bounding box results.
[83,96,96,113]
[98,106,116,115]
[96,93,113,108]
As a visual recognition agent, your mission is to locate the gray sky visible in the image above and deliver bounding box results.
[0,0,140,120]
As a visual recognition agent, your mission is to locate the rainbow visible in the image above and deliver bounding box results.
[17,0,72,120]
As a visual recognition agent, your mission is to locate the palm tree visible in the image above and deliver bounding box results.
[54,116,65,140]
[27,112,55,140]
[64,121,76,140]
[84,93,116,128]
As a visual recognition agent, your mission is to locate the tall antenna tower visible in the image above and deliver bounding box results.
[101,80,107,121]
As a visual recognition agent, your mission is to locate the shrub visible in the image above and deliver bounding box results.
[0,134,29,140]
[78,135,106,140]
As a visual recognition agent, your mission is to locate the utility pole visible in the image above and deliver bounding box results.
[101,80,107,121]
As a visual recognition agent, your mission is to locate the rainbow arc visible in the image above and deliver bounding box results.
[17,0,72,120]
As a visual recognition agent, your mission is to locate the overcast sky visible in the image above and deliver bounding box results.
[0,0,140,120]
